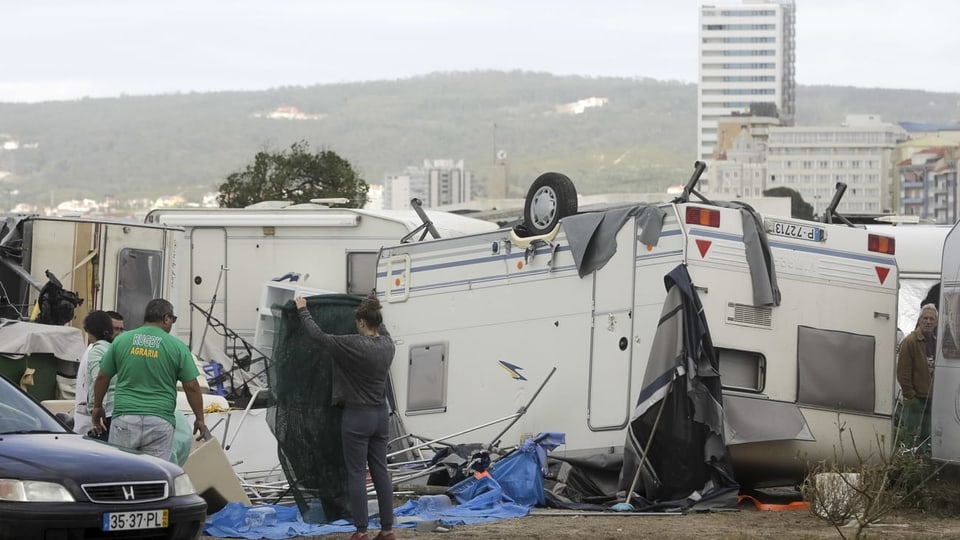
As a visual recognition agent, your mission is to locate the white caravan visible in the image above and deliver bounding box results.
[143,203,497,480]
[0,215,182,405]
[863,223,951,335]
[0,215,181,331]
[377,168,900,485]
[144,204,498,354]
[932,221,960,463]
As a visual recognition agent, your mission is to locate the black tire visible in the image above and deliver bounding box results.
[523,172,578,235]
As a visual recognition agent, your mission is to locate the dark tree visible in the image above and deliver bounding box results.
[217,141,369,208]
[763,186,814,220]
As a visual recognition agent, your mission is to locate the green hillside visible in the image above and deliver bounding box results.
[0,71,957,208]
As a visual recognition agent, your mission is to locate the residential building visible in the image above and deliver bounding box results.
[766,115,906,217]
[714,107,779,159]
[698,0,796,165]
[382,171,416,211]
[382,159,473,210]
[897,148,959,224]
[712,126,768,199]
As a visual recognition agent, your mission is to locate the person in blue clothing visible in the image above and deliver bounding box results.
[294,293,397,540]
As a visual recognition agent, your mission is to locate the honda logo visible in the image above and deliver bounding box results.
[121,485,135,501]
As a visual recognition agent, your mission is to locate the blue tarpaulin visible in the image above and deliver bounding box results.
[204,482,527,539]
[203,432,564,539]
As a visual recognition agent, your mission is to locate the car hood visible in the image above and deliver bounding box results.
[0,433,181,483]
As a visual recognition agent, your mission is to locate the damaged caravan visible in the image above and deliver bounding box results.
[0,215,181,400]
[377,163,900,486]
[0,215,180,329]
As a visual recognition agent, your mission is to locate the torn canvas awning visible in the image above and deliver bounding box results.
[619,264,738,510]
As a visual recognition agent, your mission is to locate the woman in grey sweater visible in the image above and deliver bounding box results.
[294,293,397,540]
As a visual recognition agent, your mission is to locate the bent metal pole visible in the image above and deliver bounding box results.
[487,366,558,450]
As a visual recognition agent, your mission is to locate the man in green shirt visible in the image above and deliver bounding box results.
[92,298,207,460]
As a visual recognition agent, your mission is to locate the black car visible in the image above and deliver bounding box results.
[0,374,206,540]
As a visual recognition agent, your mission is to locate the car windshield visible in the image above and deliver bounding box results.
[0,375,69,434]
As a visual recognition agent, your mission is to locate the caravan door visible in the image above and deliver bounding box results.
[104,224,170,329]
[587,218,637,430]
[188,228,227,352]
[932,222,960,462]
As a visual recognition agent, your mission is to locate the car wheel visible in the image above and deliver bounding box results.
[523,172,578,235]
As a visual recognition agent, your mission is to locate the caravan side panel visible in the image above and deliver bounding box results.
[380,213,687,453]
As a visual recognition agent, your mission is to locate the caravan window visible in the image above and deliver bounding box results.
[717,348,765,392]
[405,343,447,414]
[347,251,379,295]
[797,326,875,413]
[116,248,164,329]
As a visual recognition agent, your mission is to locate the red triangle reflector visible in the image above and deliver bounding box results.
[875,267,890,284]
[696,239,711,258]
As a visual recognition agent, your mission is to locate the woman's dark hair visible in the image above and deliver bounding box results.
[84,310,116,342]
[355,293,383,328]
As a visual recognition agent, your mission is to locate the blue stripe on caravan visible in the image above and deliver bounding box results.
[405,264,581,293]
[765,239,895,265]
[377,244,575,278]
[690,228,896,266]
[637,250,684,262]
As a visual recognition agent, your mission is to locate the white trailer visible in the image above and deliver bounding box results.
[0,215,182,331]
[377,169,900,485]
[144,204,498,354]
[0,215,182,402]
[141,203,497,481]
[932,221,960,462]
[864,223,951,335]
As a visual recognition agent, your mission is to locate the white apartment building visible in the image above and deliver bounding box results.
[766,115,906,217]
[898,148,959,224]
[382,159,472,210]
[698,0,796,163]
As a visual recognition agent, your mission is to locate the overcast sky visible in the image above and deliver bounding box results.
[1,0,957,103]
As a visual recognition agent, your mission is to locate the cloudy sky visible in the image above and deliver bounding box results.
[1,0,957,103]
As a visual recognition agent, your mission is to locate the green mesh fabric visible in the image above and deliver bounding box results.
[267,294,363,523]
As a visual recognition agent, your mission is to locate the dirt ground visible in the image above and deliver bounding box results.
[202,504,960,539]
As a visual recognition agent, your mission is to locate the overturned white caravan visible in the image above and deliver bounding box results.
[862,221,950,335]
[377,164,901,485]
[0,215,181,332]
[0,215,182,402]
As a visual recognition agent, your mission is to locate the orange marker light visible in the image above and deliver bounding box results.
[684,207,720,227]
[867,234,895,255]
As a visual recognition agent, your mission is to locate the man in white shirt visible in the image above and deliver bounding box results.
[73,311,124,434]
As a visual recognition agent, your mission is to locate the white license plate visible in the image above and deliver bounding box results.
[766,219,825,242]
[102,509,168,531]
